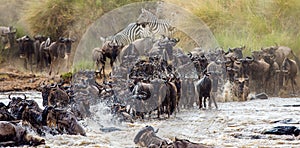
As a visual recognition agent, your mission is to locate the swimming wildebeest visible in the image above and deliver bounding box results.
[134,126,167,147]
[232,77,250,101]
[134,126,212,148]
[44,106,86,136]
[0,121,45,146]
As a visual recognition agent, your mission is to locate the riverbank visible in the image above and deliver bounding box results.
[0,66,58,92]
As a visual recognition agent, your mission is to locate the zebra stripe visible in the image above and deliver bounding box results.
[110,23,150,46]
[136,8,175,37]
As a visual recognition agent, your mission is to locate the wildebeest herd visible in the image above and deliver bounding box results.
[0,7,299,147]
[0,28,75,75]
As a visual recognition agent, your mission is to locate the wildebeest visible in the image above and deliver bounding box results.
[48,37,75,75]
[195,73,217,109]
[33,35,47,71]
[0,121,45,146]
[19,102,45,135]
[40,82,70,108]
[246,54,270,93]
[38,37,52,71]
[99,41,124,75]
[0,102,15,121]
[0,26,16,49]
[162,79,178,117]
[16,35,35,73]
[232,77,250,101]
[7,93,31,119]
[282,58,298,95]
[47,86,70,108]
[261,45,300,89]
[92,47,105,78]
[134,126,211,148]
[189,53,209,78]
[169,137,212,148]
[225,45,245,59]
[45,106,86,136]
[134,126,167,147]
[148,36,179,62]
[206,60,222,106]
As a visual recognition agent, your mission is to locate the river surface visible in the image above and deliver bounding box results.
[1,91,300,147]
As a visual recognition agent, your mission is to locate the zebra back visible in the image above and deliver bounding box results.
[136,8,175,38]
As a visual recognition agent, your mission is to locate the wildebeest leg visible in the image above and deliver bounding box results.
[212,95,218,109]
[24,58,28,70]
[199,95,202,109]
[49,62,53,75]
[203,97,207,109]
[209,92,217,109]
[29,54,33,73]
[279,72,284,90]
[291,78,297,95]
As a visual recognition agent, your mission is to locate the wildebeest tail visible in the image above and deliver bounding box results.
[291,50,300,70]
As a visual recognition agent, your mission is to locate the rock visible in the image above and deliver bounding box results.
[249,93,268,100]
[262,126,300,136]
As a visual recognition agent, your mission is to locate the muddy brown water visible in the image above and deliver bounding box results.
[1,91,300,147]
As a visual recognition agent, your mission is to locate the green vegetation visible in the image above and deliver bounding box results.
[168,0,300,55]
[72,60,94,73]
[24,0,152,40]
[61,71,73,79]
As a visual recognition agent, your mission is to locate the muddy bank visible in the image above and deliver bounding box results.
[0,67,55,92]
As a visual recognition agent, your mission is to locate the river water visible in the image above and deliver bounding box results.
[1,91,300,147]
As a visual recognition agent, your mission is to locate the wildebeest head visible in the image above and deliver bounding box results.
[104,41,124,61]
[261,45,279,56]
[7,94,27,117]
[134,125,158,143]
[63,37,75,54]
[56,37,67,58]
[226,45,245,59]
[46,107,86,136]
[281,58,294,74]
[234,77,249,97]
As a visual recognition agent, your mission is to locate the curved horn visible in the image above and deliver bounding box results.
[22,93,27,100]
[108,42,114,47]
[50,83,57,88]
[154,128,159,133]
[8,94,12,100]
[245,56,254,62]
[274,42,278,47]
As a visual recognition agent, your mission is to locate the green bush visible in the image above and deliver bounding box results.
[167,0,300,55]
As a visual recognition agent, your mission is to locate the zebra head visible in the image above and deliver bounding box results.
[136,8,157,24]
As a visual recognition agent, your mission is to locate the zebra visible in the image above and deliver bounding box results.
[136,8,175,38]
[109,22,152,46]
